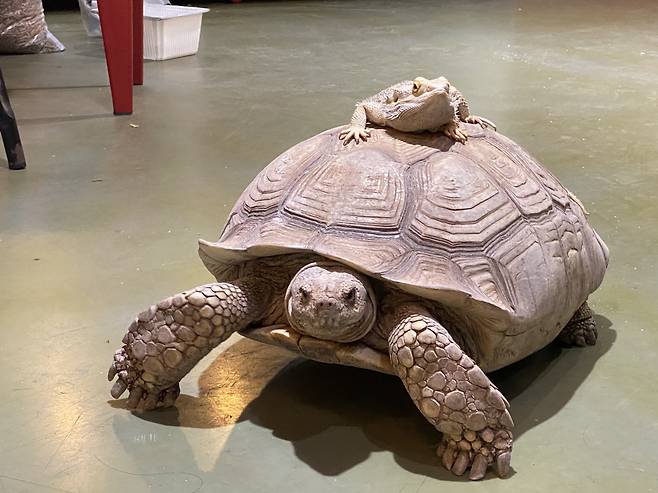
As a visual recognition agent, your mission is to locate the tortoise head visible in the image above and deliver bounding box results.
[285,262,377,343]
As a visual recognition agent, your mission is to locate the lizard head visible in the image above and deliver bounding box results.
[412,76,450,96]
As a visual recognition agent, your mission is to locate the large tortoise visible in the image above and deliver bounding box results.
[108,124,608,480]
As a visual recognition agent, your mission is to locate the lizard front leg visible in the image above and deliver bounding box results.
[442,119,469,144]
[339,104,371,145]
[463,114,497,131]
[340,80,414,145]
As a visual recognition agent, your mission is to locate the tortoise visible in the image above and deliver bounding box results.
[108,124,608,480]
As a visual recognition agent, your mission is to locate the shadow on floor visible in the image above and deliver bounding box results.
[9,85,109,92]
[121,315,614,481]
[20,113,115,125]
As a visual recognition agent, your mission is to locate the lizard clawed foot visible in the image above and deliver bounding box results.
[339,126,371,145]
[442,120,468,144]
[465,115,497,131]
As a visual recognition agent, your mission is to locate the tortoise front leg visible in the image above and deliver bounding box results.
[108,277,271,410]
[388,307,513,480]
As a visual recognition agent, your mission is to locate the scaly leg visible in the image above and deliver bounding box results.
[108,278,271,410]
[558,301,597,347]
[388,309,513,480]
[339,105,371,145]
[441,119,468,144]
[463,115,497,131]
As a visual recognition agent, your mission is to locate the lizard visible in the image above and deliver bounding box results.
[339,76,496,145]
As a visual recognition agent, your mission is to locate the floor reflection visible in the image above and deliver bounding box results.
[126,315,614,480]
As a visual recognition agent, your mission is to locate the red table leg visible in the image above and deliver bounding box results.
[98,0,133,115]
[133,0,144,86]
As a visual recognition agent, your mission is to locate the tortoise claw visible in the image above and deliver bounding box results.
[126,388,144,409]
[469,453,489,480]
[142,393,159,411]
[110,379,128,399]
[452,451,470,476]
[441,443,456,470]
[496,451,512,478]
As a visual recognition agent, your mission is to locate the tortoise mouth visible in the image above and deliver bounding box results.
[240,324,395,375]
[240,323,363,348]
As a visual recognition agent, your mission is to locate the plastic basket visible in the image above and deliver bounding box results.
[143,4,209,61]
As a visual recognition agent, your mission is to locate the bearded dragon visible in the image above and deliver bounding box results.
[339,76,496,145]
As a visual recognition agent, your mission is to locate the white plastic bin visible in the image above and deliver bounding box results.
[143,4,209,61]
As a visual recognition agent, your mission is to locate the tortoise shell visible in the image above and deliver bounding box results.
[199,125,608,370]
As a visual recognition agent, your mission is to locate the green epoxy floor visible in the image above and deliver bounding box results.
[1,1,657,491]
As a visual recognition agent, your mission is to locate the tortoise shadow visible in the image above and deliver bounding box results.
[125,315,614,481]
[383,127,457,152]
[381,122,487,152]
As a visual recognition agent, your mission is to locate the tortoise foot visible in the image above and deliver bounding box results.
[559,302,597,347]
[559,322,597,347]
[109,280,269,411]
[109,346,181,411]
[388,310,514,480]
[437,427,513,480]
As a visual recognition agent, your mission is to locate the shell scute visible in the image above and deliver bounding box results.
[242,133,333,217]
[408,154,521,248]
[283,148,406,232]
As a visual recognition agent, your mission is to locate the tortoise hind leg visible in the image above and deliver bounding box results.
[388,306,513,480]
[558,301,597,347]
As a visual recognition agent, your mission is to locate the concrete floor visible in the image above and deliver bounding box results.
[1,1,657,491]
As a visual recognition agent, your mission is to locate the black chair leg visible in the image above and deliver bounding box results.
[0,67,26,170]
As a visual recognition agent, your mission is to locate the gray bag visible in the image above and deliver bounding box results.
[0,0,65,54]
